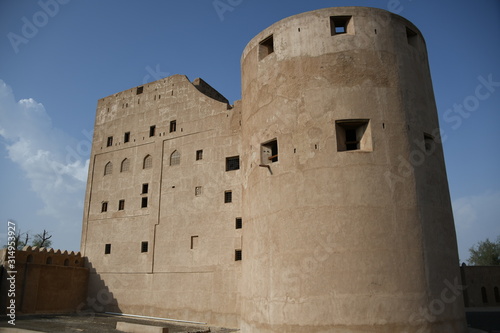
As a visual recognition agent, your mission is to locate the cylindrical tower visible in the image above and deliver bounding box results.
[240,7,466,332]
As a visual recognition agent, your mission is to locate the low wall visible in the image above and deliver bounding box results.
[0,246,89,314]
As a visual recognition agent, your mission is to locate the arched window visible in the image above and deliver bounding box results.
[120,158,130,172]
[46,257,53,264]
[143,155,152,169]
[27,255,34,263]
[64,258,69,266]
[170,150,180,166]
[481,286,488,303]
[494,286,500,303]
[104,162,113,175]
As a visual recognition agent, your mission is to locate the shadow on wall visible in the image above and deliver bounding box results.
[79,259,121,317]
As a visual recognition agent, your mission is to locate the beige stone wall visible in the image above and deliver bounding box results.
[81,75,242,327]
[240,7,466,332]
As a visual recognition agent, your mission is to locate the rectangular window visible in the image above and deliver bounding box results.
[136,86,143,95]
[330,16,353,35]
[107,136,113,147]
[261,139,278,164]
[142,183,149,194]
[235,217,242,229]
[224,190,232,203]
[118,199,125,211]
[335,119,372,152]
[195,186,202,196]
[191,236,199,250]
[101,202,108,213]
[259,35,274,60]
[141,197,148,208]
[149,125,156,137]
[124,132,130,143]
[406,27,418,47]
[196,150,203,161]
[105,244,111,254]
[235,249,242,261]
[141,241,148,253]
[170,120,177,133]
[226,156,240,171]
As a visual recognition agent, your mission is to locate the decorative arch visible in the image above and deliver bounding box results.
[120,158,130,172]
[170,150,180,166]
[143,155,152,169]
[104,162,113,175]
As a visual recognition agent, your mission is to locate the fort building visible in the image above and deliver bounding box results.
[80,7,468,332]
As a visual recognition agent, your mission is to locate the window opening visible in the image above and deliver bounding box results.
[104,162,113,175]
[46,257,52,264]
[335,120,372,152]
[149,125,156,137]
[406,27,418,47]
[107,136,113,147]
[195,186,202,196]
[101,201,108,212]
[136,86,143,95]
[481,287,488,303]
[141,241,148,253]
[261,139,278,164]
[170,120,177,133]
[105,244,111,254]
[118,199,125,211]
[143,155,152,169]
[64,258,69,266]
[424,133,435,152]
[191,236,199,249]
[330,16,352,35]
[226,156,240,171]
[235,217,242,229]
[196,150,203,161]
[124,132,130,143]
[142,183,149,194]
[120,158,130,172]
[495,287,500,303]
[224,190,232,203]
[259,35,274,60]
[141,197,148,208]
[235,249,242,261]
[170,150,180,166]
[27,255,34,263]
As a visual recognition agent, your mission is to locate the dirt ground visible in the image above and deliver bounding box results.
[0,313,239,333]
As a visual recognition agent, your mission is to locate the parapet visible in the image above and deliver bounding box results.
[10,246,84,267]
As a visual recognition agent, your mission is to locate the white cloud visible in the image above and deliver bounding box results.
[0,80,89,246]
[452,191,500,262]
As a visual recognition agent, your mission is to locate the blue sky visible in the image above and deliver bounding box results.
[0,0,499,262]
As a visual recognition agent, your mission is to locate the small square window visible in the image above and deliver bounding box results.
[235,249,242,261]
[330,16,353,36]
[136,86,143,95]
[142,183,149,194]
[118,199,125,211]
[261,139,278,164]
[259,35,274,60]
[170,120,177,133]
[141,241,148,253]
[107,136,113,147]
[196,150,203,161]
[335,120,372,152]
[195,186,202,196]
[141,197,148,208]
[101,202,108,213]
[105,244,111,254]
[235,218,242,229]
[226,156,240,171]
[224,190,232,203]
[149,125,156,137]
[124,132,130,143]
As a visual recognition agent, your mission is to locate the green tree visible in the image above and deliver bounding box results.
[467,236,500,266]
